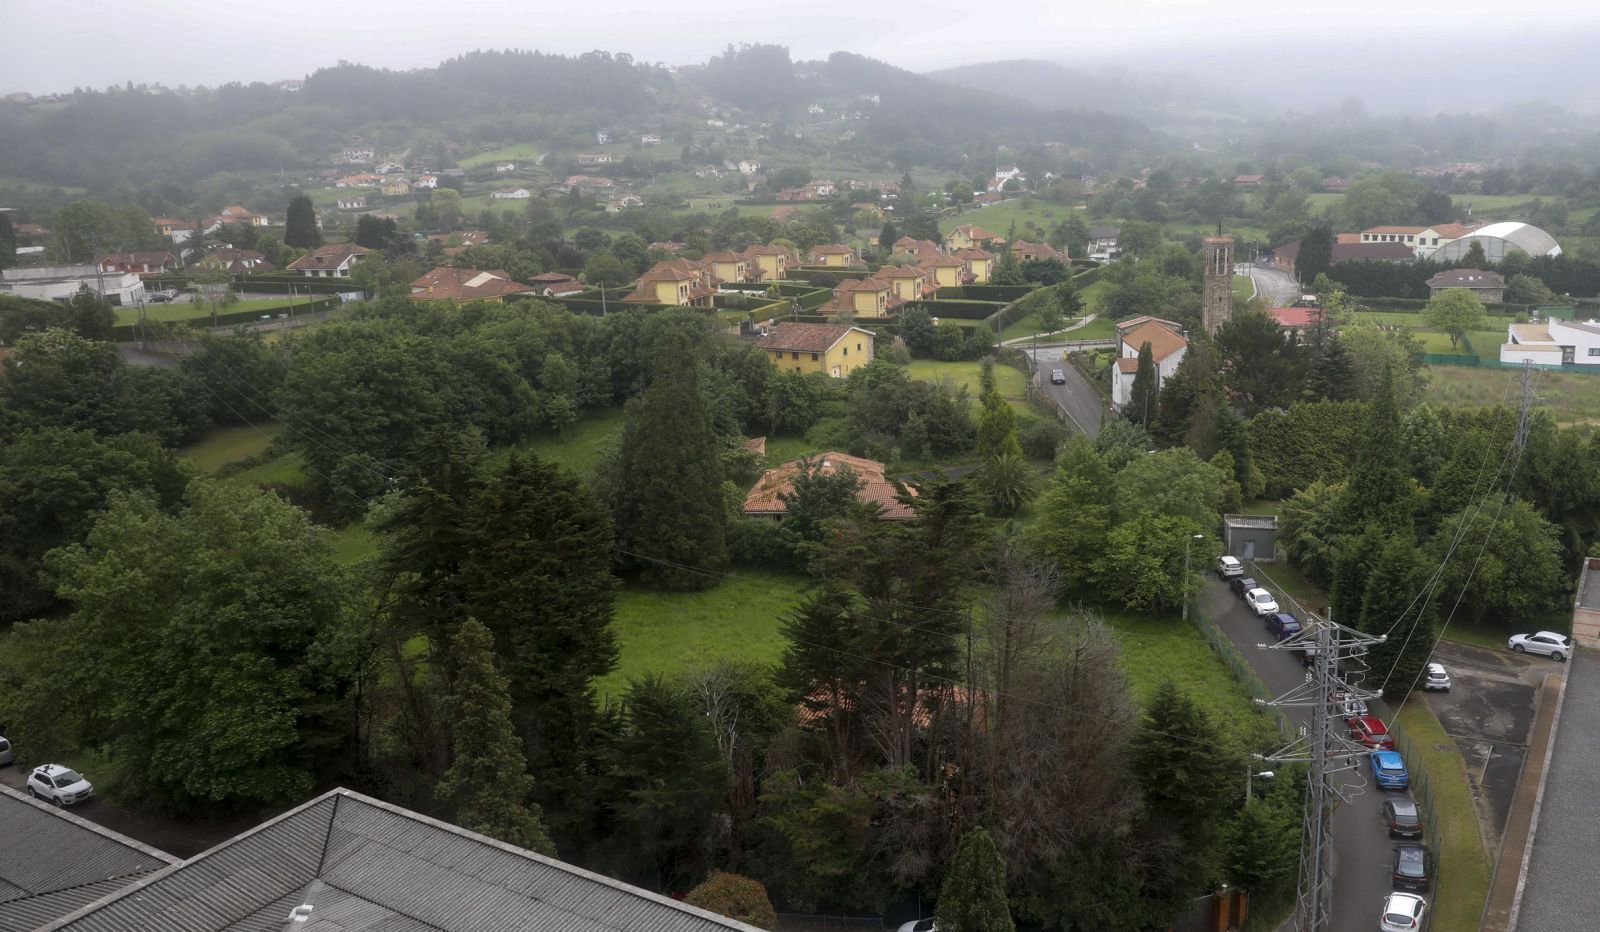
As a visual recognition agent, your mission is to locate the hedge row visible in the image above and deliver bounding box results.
[111,296,340,341]
[936,285,1035,302]
[1072,266,1103,287]
[902,299,1007,321]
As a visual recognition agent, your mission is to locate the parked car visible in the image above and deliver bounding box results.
[1267,612,1301,639]
[1423,662,1451,692]
[1049,368,1066,385]
[1348,715,1396,749]
[147,289,180,303]
[896,920,937,932]
[1508,631,1571,661]
[1392,843,1432,892]
[1245,587,1279,618]
[0,735,13,766]
[1370,750,1410,791]
[1383,797,1424,839]
[1216,555,1243,579]
[1296,645,1319,668]
[1229,575,1258,598]
[26,764,93,807]
[1379,892,1427,931]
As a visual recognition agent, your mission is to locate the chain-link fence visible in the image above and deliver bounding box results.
[1190,599,1296,742]
[1389,722,1446,900]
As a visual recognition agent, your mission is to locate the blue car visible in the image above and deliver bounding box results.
[1370,750,1409,790]
[1268,612,1301,639]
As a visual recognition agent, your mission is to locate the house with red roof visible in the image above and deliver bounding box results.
[1111,318,1189,409]
[409,267,538,303]
[742,452,915,521]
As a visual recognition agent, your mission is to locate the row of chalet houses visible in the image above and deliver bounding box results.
[93,243,279,278]
[619,245,803,305]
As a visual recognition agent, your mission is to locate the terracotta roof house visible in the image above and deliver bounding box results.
[754,322,874,378]
[287,243,369,278]
[1112,319,1189,409]
[217,204,268,227]
[1010,240,1063,263]
[877,264,936,301]
[743,243,793,281]
[703,250,752,284]
[40,787,765,932]
[920,255,971,289]
[1427,268,1505,302]
[1267,305,1326,336]
[1271,239,1415,278]
[952,246,995,283]
[891,236,942,260]
[528,271,585,297]
[95,251,179,276]
[807,243,859,267]
[622,259,716,306]
[823,276,903,318]
[409,267,537,303]
[944,223,1001,251]
[743,452,916,521]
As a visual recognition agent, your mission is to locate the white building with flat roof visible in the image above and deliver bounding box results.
[0,264,146,305]
[1500,317,1600,366]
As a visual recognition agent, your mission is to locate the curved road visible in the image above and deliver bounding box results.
[1247,263,1303,307]
[1019,344,1103,437]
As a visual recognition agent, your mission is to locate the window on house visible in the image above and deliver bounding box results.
[810,353,818,360]
[791,352,800,359]
[1589,348,1600,357]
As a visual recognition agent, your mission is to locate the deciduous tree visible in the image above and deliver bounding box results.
[1425,288,1486,350]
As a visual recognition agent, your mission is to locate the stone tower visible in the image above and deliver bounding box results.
[1202,233,1234,335]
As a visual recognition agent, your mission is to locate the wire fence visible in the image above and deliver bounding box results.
[1190,599,1296,742]
[1388,722,1446,899]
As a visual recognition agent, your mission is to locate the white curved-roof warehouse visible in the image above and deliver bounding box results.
[1432,221,1562,262]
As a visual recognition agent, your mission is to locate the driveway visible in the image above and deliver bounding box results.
[1202,576,1397,932]
[1019,345,1102,437]
[1421,640,1545,852]
[1247,263,1302,307]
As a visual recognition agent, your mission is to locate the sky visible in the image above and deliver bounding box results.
[5,0,1600,94]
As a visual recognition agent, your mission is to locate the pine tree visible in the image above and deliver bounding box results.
[1295,224,1333,285]
[1341,366,1414,533]
[615,328,729,589]
[1358,535,1437,699]
[936,828,1016,932]
[284,195,322,248]
[1127,341,1158,431]
[975,389,1023,459]
[1302,333,1357,402]
[435,618,556,855]
[878,220,899,254]
[0,212,16,270]
[1152,334,1225,447]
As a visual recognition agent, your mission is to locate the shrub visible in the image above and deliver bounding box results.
[684,871,779,930]
[1018,416,1068,460]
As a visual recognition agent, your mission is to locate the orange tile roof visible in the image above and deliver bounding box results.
[742,452,917,520]
[1119,320,1188,362]
[409,267,537,301]
[755,322,864,354]
[1114,357,1141,374]
[1362,225,1425,235]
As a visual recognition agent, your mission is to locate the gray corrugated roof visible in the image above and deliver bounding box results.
[0,785,175,932]
[45,789,765,932]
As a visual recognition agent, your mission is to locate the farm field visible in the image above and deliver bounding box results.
[941,199,1078,240]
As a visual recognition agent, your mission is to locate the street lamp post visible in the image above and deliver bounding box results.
[1246,767,1275,802]
[1182,532,1204,622]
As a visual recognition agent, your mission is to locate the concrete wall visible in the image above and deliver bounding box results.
[1572,558,1600,649]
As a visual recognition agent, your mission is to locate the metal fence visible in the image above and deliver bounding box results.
[1387,721,1447,902]
[1189,600,1296,742]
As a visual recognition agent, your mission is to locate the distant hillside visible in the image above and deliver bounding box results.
[926,58,1257,128]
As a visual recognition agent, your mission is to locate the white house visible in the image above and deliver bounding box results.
[287,243,370,278]
[738,158,761,174]
[412,174,438,189]
[0,264,146,305]
[494,161,516,173]
[340,147,374,163]
[491,187,531,200]
[336,197,367,210]
[375,161,406,174]
[1501,317,1600,366]
[595,131,610,144]
[1088,225,1120,259]
[640,134,661,146]
[1111,317,1189,409]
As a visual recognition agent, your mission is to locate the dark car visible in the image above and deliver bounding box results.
[1296,646,1320,668]
[1267,612,1301,639]
[1392,843,1432,892]
[1049,369,1066,385]
[1383,797,1424,839]
[1230,576,1258,598]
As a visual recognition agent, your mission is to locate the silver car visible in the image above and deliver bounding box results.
[1423,662,1451,691]
[0,735,13,766]
[1508,631,1571,661]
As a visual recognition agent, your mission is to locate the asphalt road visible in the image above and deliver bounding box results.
[1020,345,1103,437]
[1247,264,1303,307]
[1517,648,1600,931]
[1202,577,1397,932]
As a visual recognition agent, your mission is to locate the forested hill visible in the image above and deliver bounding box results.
[0,45,1152,203]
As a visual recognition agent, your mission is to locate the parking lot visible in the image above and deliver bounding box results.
[1421,639,1548,851]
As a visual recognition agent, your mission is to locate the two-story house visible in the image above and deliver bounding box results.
[1087,225,1120,259]
[1111,317,1189,409]
[621,259,716,307]
[1427,269,1505,303]
[287,243,370,278]
[755,322,875,377]
[822,278,903,319]
[743,244,792,281]
[1502,317,1600,367]
[703,251,751,284]
[944,224,1000,252]
[952,247,995,284]
[807,244,859,267]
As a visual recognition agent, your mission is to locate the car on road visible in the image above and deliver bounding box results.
[1348,715,1395,749]
[1049,368,1066,385]
[1379,892,1427,931]
[0,735,12,766]
[896,920,936,932]
[26,764,93,807]
[1383,797,1424,839]
[1508,631,1571,661]
[1329,689,1368,717]
[1229,575,1258,598]
[147,289,180,303]
[1216,555,1243,579]
[1392,843,1432,892]
[1370,750,1410,790]
[1423,662,1451,691]
[1295,645,1319,668]
[1245,587,1279,617]
[1267,612,1301,639]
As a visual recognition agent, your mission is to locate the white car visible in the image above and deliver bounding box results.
[896,921,936,932]
[1246,587,1279,618]
[1423,662,1451,691]
[1379,892,1427,931]
[26,764,93,807]
[1216,555,1243,579]
[0,735,12,766]
[1508,631,1571,661]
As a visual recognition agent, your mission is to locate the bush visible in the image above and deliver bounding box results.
[725,518,795,569]
[1018,416,1068,460]
[684,872,778,930]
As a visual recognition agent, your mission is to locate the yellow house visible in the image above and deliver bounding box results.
[922,256,968,289]
[622,259,715,307]
[955,247,994,283]
[744,244,792,281]
[704,251,751,284]
[943,223,1000,252]
[808,244,858,267]
[877,265,932,302]
[756,322,875,377]
[825,278,903,319]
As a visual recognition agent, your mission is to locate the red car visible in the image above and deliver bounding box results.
[1348,715,1395,749]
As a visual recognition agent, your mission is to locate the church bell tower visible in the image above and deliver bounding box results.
[1202,229,1234,335]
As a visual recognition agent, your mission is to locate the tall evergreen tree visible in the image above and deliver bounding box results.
[936,828,1016,932]
[1302,333,1357,402]
[1358,535,1437,699]
[975,389,1023,458]
[615,328,729,589]
[878,220,899,253]
[284,194,322,248]
[1340,366,1413,532]
[0,212,15,270]
[435,618,556,854]
[1127,341,1158,431]
[1152,334,1225,447]
[1295,224,1333,286]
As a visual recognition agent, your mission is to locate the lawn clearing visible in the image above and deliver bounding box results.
[114,297,319,326]
[1393,702,1492,932]
[1233,275,1256,303]
[1428,365,1600,424]
[598,570,810,702]
[458,143,544,169]
[939,199,1076,239]
[1414,331,1471,355]
[329,523,378,564]
[512,407,625,474]
[180,422,284,473]
[228,451,309,489]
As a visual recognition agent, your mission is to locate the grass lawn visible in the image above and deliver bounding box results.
[180,422,284,473]
[458,142,544,169]
[1428,365,1600,425]
[1064,315,1116,341]
[764,435,821,464]
[511,407,626,474]
[329,523,378,564]
[1393,702,1492,932]
[228,451,309,489]
[904,359,1030,415]
[597,570,811,702]
[1415,331,1472,355]
[1350,310,1431,328]
[1101,610,1280,753]
[940,199,1075,239]
[114,297,317,326]
[1233,275,1256,303]
[1001,315,1093,342]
